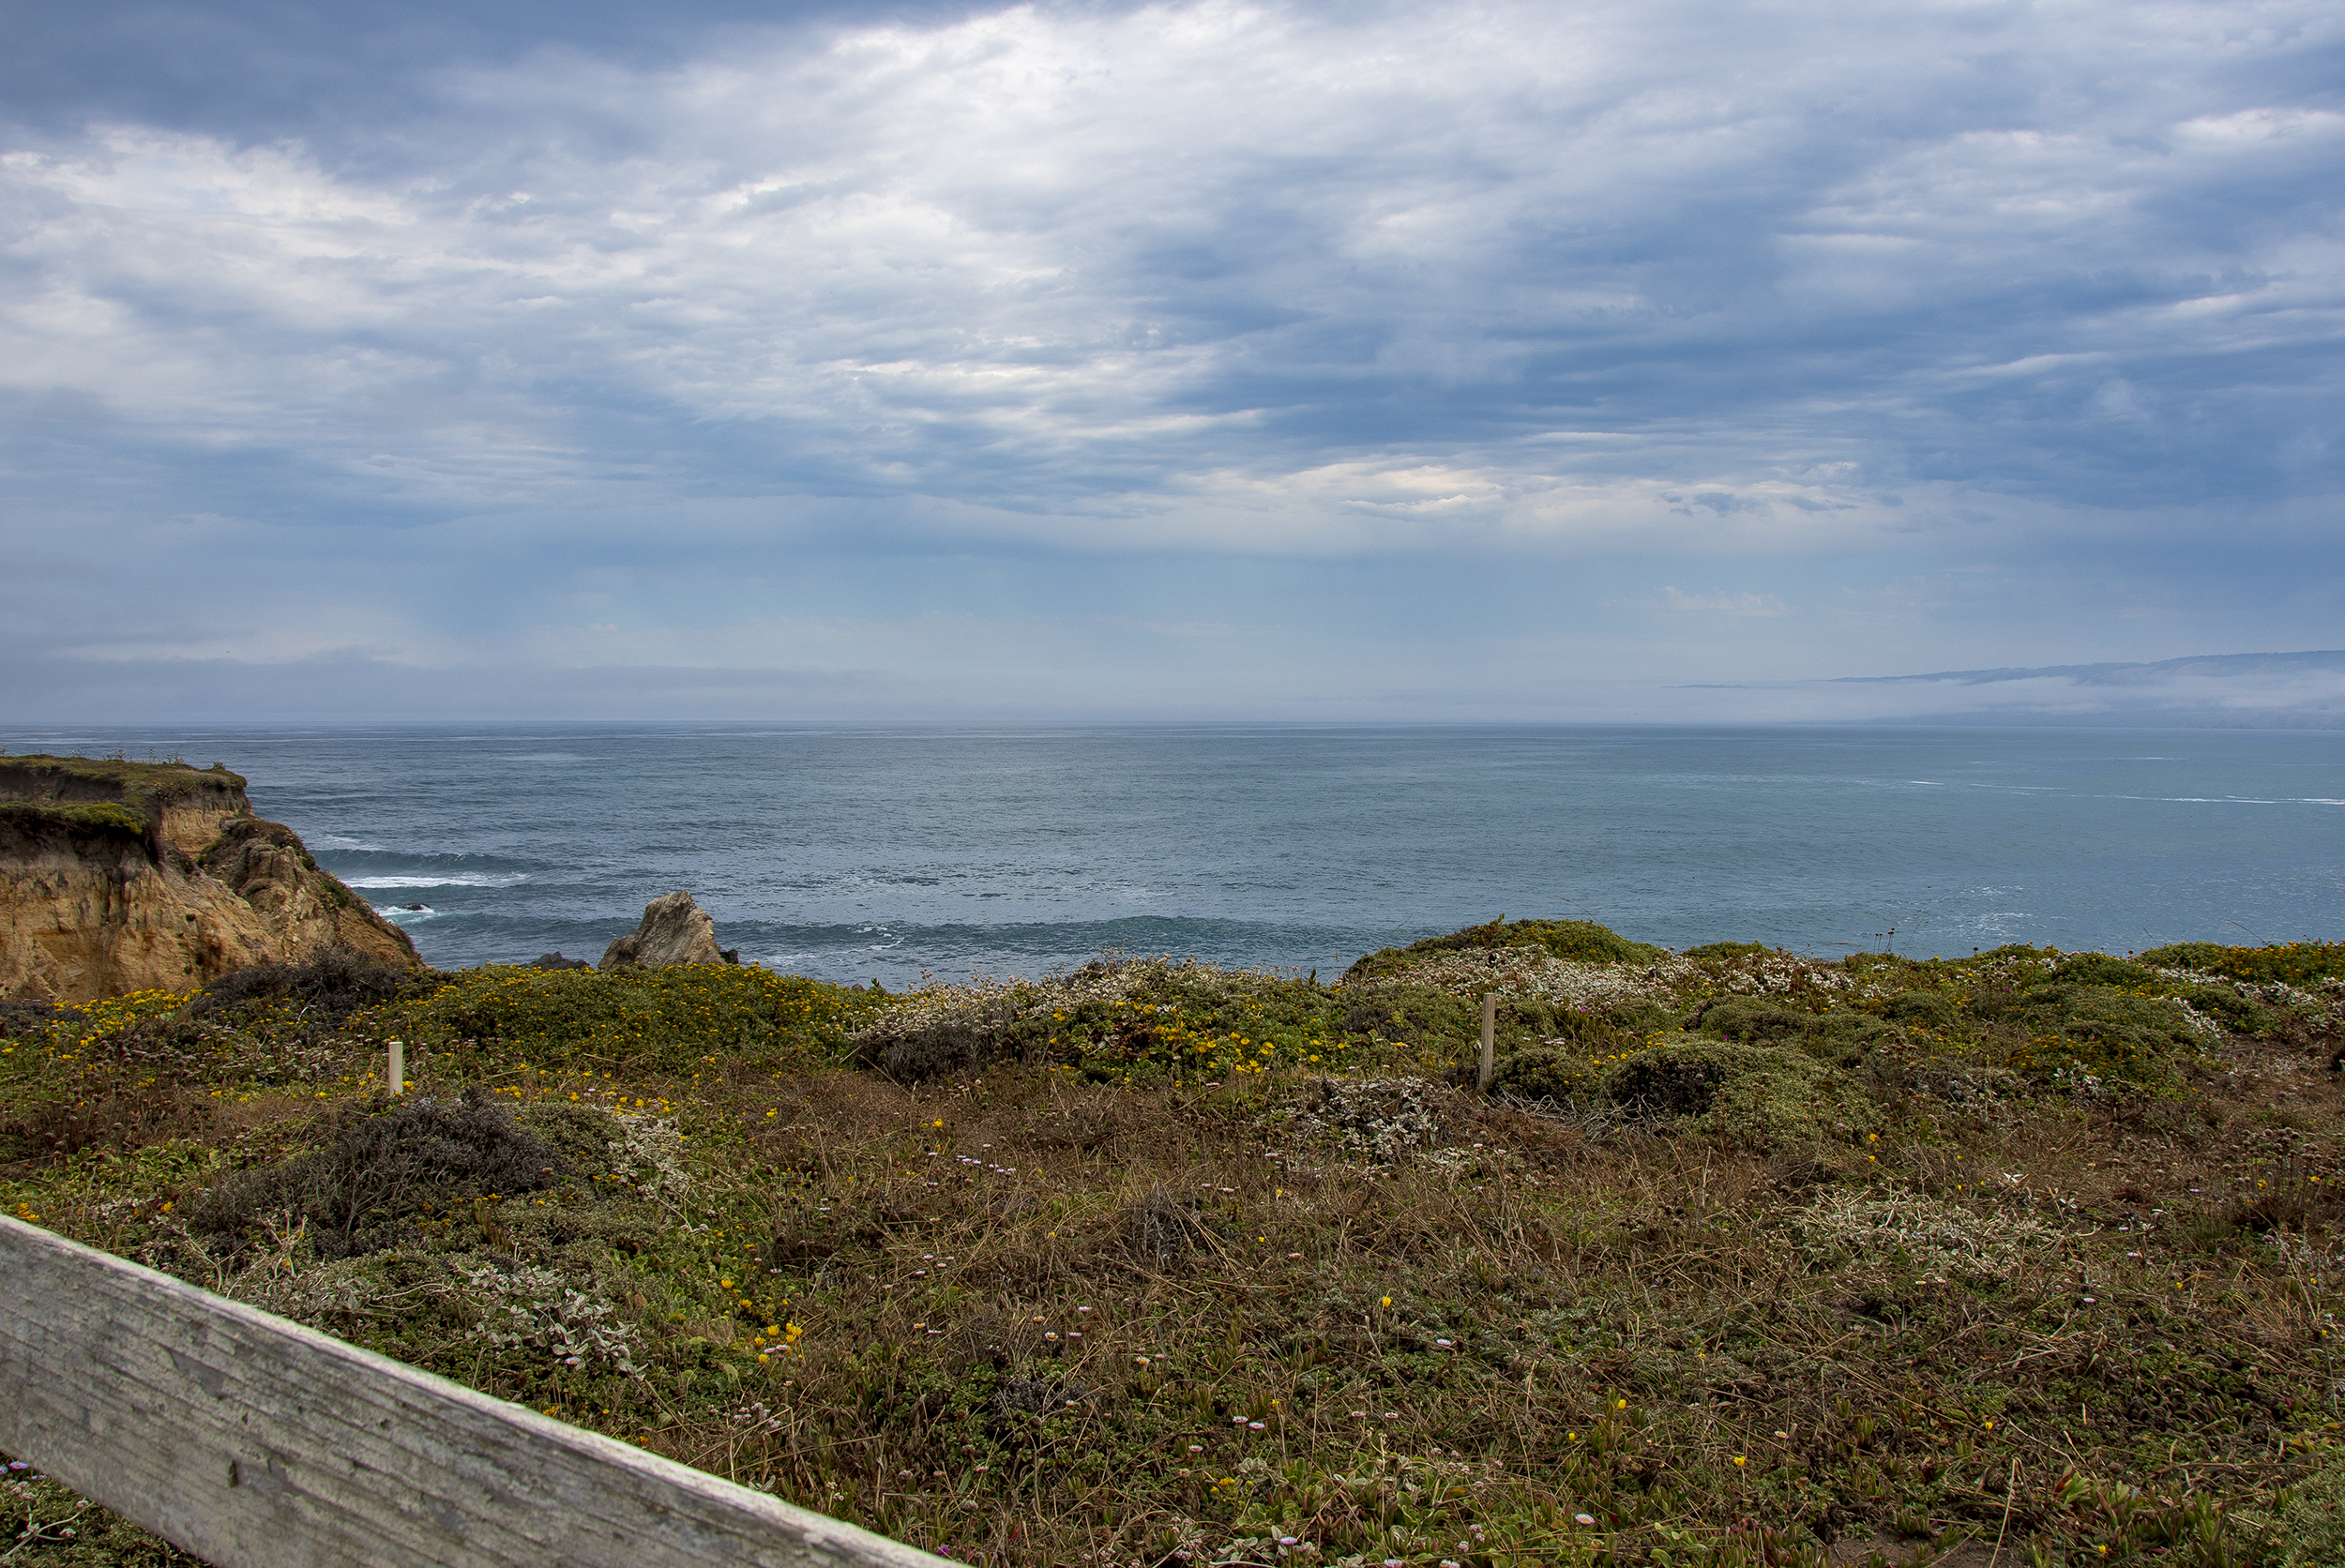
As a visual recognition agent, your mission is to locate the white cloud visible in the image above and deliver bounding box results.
[2,0,2342,719]
[3,0,2338,555]
[1658,587,1789,616]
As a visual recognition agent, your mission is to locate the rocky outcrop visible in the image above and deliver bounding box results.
[599,890,736,970]
[0,755,419,1003]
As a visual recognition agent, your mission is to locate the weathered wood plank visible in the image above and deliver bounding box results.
[0,1215,948,1568]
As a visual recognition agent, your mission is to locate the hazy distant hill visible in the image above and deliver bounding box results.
[1833,649,2345,727]
[1676,650,2345,726]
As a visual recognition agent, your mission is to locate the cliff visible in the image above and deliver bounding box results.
[0,754,419,1003]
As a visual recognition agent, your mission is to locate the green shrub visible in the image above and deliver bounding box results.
[2172,982,2277,1035]
[2050,954,2163,989]
[398,964,881,1072]
[1488,1043,1595,1102]
[1974,943,2064,964]
[1804,1010,1899,1064]
[1973,982,2209,1091]
[1884,990,1959,1030]
[851,959,1372,1086]
[1339,986,1477,1048]
[1684,941,1769,959]
[2139,940,2345,988]
[1694,997,1813,1045]
[1341,916,1664,980]
[1596,1039,1877,1149]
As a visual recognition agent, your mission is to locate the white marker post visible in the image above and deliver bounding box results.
[387,1040,405,1096]
[1477,993,1496,1093]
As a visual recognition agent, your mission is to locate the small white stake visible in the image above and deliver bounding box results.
[388,1040,405,1096]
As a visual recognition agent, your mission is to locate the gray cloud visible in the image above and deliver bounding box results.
[3,0,2340,716]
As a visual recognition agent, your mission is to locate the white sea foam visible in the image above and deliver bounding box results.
[345,872,528,889]
[377,904,440,924]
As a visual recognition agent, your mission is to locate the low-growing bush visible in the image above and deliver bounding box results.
[2140,940,2345,988]
[1684,940,1771,959]
[1884,990,1959,1030]
[2050,953,2165,989]
[1487,1042,1590,1103]
[1694,997,1815,1045]
[1342,915,1665,981]
[401,963,880,1072]
[1973,981,2213,1091]
[850,957,1377,1085]
[188,1093,569,1259]
[1338,986,1477,1049]
[1597,1038,1878,1149]
[199,947,430,1024]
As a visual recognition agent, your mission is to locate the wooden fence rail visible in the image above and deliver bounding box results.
[0,1215,950,1568]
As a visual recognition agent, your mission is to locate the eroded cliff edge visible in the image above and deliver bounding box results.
[0,754,419,1002]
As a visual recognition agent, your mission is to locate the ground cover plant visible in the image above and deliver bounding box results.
[5,926,2345,1566]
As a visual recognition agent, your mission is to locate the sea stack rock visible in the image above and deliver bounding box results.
[0,754,420,1003]
[600,890,727,970]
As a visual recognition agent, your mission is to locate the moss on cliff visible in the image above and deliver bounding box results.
[0,800,150,840]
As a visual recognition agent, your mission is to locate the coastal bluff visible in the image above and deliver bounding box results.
[0,754,418,1003]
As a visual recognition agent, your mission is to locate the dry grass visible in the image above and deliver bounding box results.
[6,942,2345,1567]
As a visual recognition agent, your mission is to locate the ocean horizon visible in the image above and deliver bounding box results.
[4,721,2339,988]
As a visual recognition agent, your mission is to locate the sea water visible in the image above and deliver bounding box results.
[5,723,2340,988]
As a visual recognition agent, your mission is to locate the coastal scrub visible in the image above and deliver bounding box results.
[2,922,2342,1567]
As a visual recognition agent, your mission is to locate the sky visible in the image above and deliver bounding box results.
[4,0,2342,722]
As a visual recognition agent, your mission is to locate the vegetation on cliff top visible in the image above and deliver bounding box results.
[4,921,2345,1567]
[0,751,246,799]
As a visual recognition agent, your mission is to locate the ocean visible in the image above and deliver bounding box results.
[6,723,2341,987]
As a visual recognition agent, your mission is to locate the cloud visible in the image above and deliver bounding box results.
[8,2,2341,537]
[1657,587,1788,617]
[2,0,2340,717]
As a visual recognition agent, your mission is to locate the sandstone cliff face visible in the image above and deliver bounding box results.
[0,756,419,1003]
